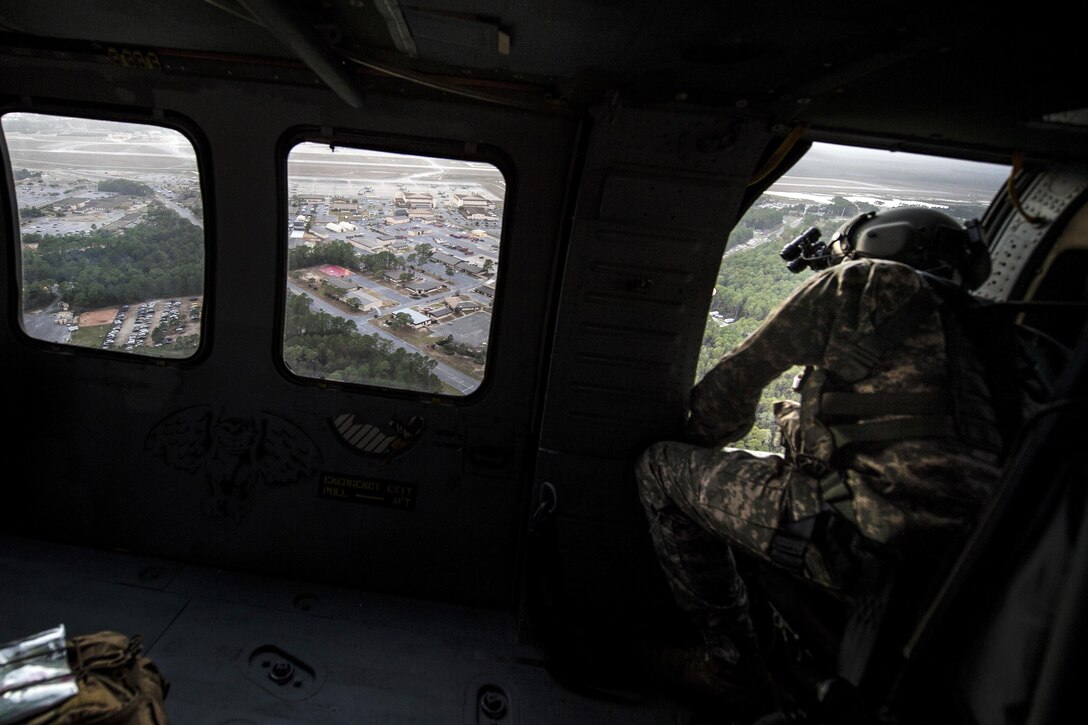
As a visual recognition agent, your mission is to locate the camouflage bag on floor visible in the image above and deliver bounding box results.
[19,631,169,725]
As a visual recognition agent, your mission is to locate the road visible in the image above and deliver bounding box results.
[159,197,203,228]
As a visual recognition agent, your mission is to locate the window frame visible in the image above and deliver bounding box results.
[274,127,513,401]
[695,139,1011,452]
[0,102,215,366]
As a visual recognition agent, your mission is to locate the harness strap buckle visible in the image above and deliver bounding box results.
[769,516,816,573]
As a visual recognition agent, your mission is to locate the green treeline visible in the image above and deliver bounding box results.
[286,241,435,277]
[21,204,203,310]
[696,203,836,452]
[283,292,442,393]
[98,177,153,196]
[696,237,811,452]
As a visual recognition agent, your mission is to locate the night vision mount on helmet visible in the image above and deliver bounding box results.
[781,207,992,290]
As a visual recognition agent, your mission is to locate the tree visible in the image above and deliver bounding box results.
[319,280,340,299]
[98,177,153,196]
[388,312,413,329]
[727,225,754,250]
[482,259,494,274]
[738,206,784,231]
[694,231,818,454]
[829,196,859,218]
[287,239,357,271]
[363,250,398,276]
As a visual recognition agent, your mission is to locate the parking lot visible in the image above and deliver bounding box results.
[75,297,202,354]
[426,309,492,348]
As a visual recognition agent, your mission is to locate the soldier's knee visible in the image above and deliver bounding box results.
[635,442,670,509]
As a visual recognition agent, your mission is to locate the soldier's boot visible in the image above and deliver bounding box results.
[653,643,772,713]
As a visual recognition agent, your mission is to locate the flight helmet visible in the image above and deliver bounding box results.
[827,207,992,289]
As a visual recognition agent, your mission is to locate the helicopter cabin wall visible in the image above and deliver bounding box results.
[0,52,581,612]
[529,104,778,641]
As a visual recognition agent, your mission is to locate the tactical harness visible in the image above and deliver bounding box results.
[824,273,1001,453]
[769,273,1003,582]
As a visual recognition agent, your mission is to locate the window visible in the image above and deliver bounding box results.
[283,141,505,396]
[699,142,1010,452]
[3,111,205,358]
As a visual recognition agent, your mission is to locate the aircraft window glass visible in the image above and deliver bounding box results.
[283,141,504,396]
[700,142,1009,452]
[3,112,205,358]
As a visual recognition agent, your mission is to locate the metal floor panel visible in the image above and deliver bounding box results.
[0,536,685,724]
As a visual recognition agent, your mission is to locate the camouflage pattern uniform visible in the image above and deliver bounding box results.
[637,258,1002,668]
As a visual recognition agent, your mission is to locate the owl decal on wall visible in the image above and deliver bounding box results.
[145,405,321,523]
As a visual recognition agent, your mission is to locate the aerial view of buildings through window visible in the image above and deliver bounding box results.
[4,112,205,358]
[283,142,505,396]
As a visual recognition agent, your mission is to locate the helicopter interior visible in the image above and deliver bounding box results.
[1,2,1086,723]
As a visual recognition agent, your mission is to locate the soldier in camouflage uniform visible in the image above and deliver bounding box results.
[637,207,1004,703]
